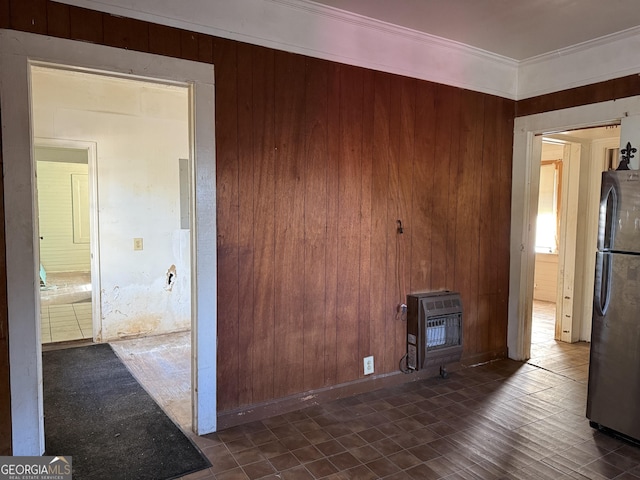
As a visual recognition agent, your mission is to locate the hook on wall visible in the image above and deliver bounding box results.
[397,220,404,234]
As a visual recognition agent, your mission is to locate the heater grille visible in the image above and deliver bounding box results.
[406,291,463,371]
[426,314,461,348]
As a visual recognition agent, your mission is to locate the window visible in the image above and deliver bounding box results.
[536,160,562,253]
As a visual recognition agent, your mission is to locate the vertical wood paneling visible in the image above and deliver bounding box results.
[149,24,181,58]
[336,65,363,383]
[10,0,47,34]
[214,38,240,411]
[179,31,199,62]
[0,0,10,28]
[389,76,415,371]
[46,2,70,38]
[103,14,149,52]
[371,72,391,372]
[445,90,461,290]
[496,98,515,352]
[273,51,306,398]
[236,43,255,406]
[431,85,456,289]
[2,6,522,422]
[358,70,374,371]
[197,34,214,64]
[251,46,276,403]
[303,57,328,391]
[479,97,499,296]
[324,63,340,387]
[411,82,436,293]
[69,6,103,44]
[454,91,484,355]
[384,75,402,374]
[478,95,500,355]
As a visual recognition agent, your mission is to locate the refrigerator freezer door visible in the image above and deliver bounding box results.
[587,251,640,440]
[600,170,640,254]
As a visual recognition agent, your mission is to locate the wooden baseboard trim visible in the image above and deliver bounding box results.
[216,355,492,431]
[461,348,509,366]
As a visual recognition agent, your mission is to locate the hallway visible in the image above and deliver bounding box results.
[529,300,589,384]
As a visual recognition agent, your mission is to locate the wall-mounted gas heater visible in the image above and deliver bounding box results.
[406,291,463,376]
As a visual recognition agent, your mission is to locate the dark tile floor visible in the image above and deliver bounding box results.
[182,303,640,479]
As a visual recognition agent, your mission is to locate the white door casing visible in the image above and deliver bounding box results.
[509,96,640,361]
[0,29,217,455]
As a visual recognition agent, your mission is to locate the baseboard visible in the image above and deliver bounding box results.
[217,347,508,431]
[461,348,509,366]
[217,361,466,431]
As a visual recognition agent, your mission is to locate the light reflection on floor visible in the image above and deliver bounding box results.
[40,271,92,344]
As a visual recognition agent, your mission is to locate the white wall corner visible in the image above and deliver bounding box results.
[517,26,640,100]
[619,114,640,170]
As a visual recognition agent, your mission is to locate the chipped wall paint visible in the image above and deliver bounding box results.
[31,67,191,341]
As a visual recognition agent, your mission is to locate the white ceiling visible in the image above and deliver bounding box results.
[311,0,640,61]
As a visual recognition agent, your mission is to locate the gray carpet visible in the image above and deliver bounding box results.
[43,343,210,480]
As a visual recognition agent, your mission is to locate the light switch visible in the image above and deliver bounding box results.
[133,238,143,251]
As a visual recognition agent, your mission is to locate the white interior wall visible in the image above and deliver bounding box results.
[36,157,91,273]
[533,142,561,303]
[31,67,191,340]
[533,255,558,302]
[620,115,640,168]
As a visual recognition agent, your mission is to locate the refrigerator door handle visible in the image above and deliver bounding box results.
[599,181,617,252]
[594,252,612,317]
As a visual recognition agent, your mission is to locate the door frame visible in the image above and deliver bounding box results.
[509,96,640,361]
[0,30,217,455]
[34,138,101,341]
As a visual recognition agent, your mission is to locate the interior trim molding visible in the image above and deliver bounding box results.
[217,363,462,431]
[217,347,507,430]
[0,28,218,454]
[517,25,640,100]
[55,0,640,101]
[55,0,519,99]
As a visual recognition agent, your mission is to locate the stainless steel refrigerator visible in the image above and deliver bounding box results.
[587,169,640,441]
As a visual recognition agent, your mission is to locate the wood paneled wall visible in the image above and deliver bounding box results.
[213,42,516,411]
[0,0,517,431]
[517,74,640,117]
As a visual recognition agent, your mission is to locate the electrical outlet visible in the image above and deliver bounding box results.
[363,355,374,375]
[133,238,143,251]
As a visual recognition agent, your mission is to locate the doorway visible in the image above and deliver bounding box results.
[508,100,635,362]
[1,30,217,455]
[529,127,620,352]
[31,64,194,435]
[36,143,94,345]
[531,140,563,350]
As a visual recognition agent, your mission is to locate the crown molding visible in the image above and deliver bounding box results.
[54,0,519,99]
[44,0,640,101]
[268,0,517,67]
[516,25,640,99]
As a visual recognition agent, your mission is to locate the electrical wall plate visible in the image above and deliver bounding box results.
[363,356,374,375]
